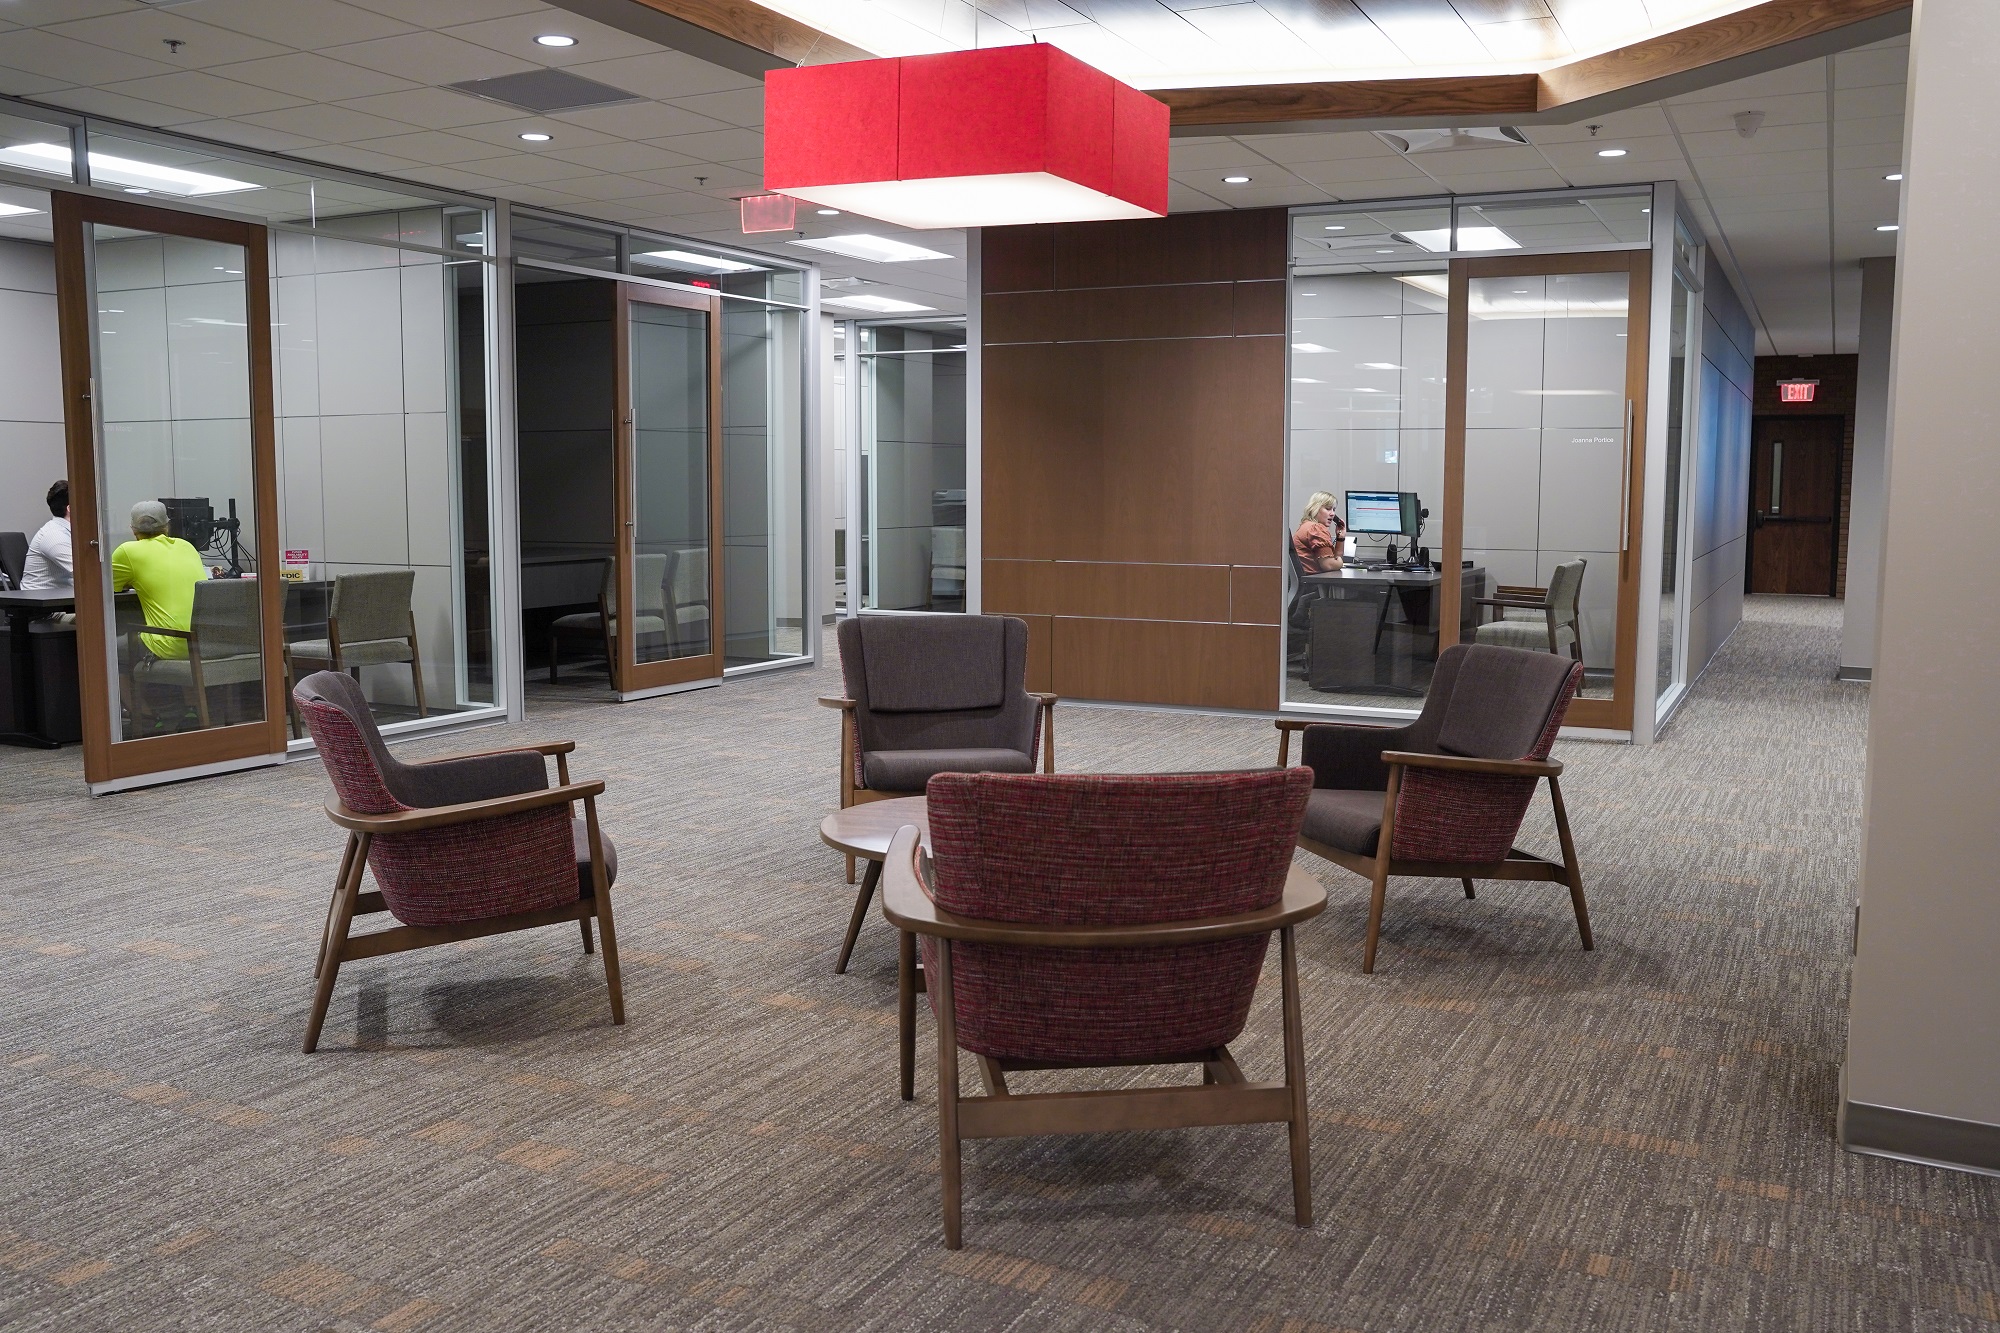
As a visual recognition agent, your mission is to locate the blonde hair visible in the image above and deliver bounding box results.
[1300,492,1339,526]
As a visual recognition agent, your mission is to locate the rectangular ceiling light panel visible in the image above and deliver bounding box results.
[788,233,951,263]
[0,143,257,195]
[823,294,936,313]
[764,44,1168,230]
[636,249,764,273]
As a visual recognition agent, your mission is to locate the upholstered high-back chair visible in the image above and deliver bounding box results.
[1274,642,1588,972]
[132,576,264,728]
[819,614,1056,881]
[292,670,623,1052]
[664,546,709,655]
[1473,558,1586,660]
[288,569,426,720]
[881,768,1323,1248]
[0,530,26,589]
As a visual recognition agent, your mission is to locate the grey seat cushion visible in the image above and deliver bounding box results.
[292,637,414,667]
[551,612,605,632]
[137,653,264,688]
[863,746,1034,793]
[571,819,617,897]
[1299,787,1388,856]
[1473,617,1575,652]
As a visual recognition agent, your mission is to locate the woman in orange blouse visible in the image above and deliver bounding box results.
[1291,492,1345,573]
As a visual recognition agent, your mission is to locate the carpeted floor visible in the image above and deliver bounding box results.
[4,596,1996,1331]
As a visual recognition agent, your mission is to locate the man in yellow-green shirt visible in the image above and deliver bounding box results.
[110,500,207,660]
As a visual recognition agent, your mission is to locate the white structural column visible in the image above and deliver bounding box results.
[1839,256,1894,680]
[1841,0,2000,1170]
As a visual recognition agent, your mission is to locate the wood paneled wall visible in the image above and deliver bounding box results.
[980,209,1288,711]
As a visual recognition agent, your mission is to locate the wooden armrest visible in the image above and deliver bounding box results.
[1029,692,1058,705]
[817,695,856,710]
[326,780,605,834]
[880,826,1325,944]
[135,625,192,640]
[1473,596,1544,608]
[1381,751,1562,779]
[1273,718,1318,733]
[438,740,575,763]
[1495,584,1546,598]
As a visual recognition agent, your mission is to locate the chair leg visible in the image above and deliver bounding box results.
[899,929,917,1102]
[583,799,625,1025]
[1549,776,1593,950]
[1280,925,1312,1228]
[407,632,427,719]
[934,940,964,1250]
[304,833,368,1053]
[315,833,360,979]
[1462,877,1476,900]
[579,917,595,954]
[836,859,881,975]
[845,854,857,886]
[1364,769,1402,975]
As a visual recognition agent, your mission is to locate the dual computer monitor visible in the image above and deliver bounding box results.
[1345,490,1422,538]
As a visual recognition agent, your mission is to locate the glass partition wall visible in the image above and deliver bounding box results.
[852,320,968,613]
[1286,189,1655,731]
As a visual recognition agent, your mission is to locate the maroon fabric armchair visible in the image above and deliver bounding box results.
[1275,642,1588,973]
[881,768,1324,1248]
[293,671,624,1052]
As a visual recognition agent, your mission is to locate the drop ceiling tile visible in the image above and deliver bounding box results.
[406,164,516,193]
[452,150,598,184]
[1544,0,1647,48]
[173,0,419,48]
[0,68,71,96]
[1169,139,1270,170]
[1693,149,1825,179]
[1473,17,1571,61]
[1353,0,1489,64]
[1255,0,1411,66]
[1418,167,1571,193]
[1208,182,1330,206]
[211,54,421,103]
[504,183,596,208]
[1667,59,1826,104]
[1536,136,1682,167]
[644,127,763,163]
[1525,107,1672,142]
[1243,131,1402,165]
[350,129,519,166]
[630,162,761,192]
[557,100,730,140]
[1701,170,1825,200]
[97,71,310,119]
[1831,139,1901,171]
[1286,157,1435,187]
[671,88,763,128]
[1662,93,1824,136]
[543,140,700,173]
[563,51,758,101]
[1168,182,1228,210]
[1682,121,1826,157]
[239,103,420,143]
[340,0,549,22]
[1835,114,1905,148]
[325,30,538,84]
[0,29,181,85]
[336,87,523,130]
[541,171,677,201]
[36,86,212,129]
[166,119,327,154]
[447,116,620,152]
[298,143,429,176]
[1833,44,1909,89]
[442,11,661,65]
[1319,177,1444,200]
[1830,83,1905,120]
[45,12,293,67]
[0,0,135,24]
[1708,192,1826,218]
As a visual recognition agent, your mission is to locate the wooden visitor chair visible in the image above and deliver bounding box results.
[1274,643,1589,974]
[128,577,265,730]
[292,670,625,1053]
[287,569,427,736]
[818,613,1056,884]
[548,554,671,686]
[1472,558,1586,659]
[881,769,1325,1248]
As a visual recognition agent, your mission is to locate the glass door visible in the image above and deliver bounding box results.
[54,194,284,785]
[613,283,722,695]
[1443,250,1650,731]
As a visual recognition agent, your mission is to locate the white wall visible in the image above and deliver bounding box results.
[1844,0,2000,1144]
[1683,268,1754,680]
[0,238,63,543]
[271,218,467,712]
[1840,256,1894,677]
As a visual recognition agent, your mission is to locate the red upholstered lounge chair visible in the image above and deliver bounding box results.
[1274,642,1589,974]
[880,768,1324,1248]
[293,671,625,1053]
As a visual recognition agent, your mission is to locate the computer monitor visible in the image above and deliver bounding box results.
[162,497,214,549]
[1399,492,1423,540]
[1345,491,1404,534]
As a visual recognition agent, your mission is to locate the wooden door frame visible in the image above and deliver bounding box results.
[54,192,286,783]
[1441,248,1651,733]
[1746,412,1843,597]
[611,281,724,695]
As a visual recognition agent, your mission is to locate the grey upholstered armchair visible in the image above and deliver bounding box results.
[1473,558,1586,660]
[818,614,1056,882]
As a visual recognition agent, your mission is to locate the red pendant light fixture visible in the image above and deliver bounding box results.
[764,44,1169,230]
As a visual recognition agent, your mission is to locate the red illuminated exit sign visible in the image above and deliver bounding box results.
[1778,379,1819,403]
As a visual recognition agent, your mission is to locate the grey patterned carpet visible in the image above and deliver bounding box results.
[4,596,1997,1331]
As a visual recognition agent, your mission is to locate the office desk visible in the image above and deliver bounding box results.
[1296,565,1486,695]
[0,587,76,749]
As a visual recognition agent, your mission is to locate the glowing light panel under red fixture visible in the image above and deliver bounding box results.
[763,44,1168,230]
[739,193,796,233]
[1778,379,1819,403]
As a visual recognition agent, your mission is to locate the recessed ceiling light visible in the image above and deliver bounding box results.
[822,294,936,313]
[1597,148,1627,157]
[1876,224,1899,231]
[1292,378,1323,384]
[124,187,149,194]
[1360,362,1405,370]
[1885,172,1903,181]
[519,132,551,142]
[1376,249,1394,253]
[0,142,255,195]
[535,34,577,46]
[1222,174,1250,184]
[816,208,840,216]
[1298,291,1317,296]
[0,202,39,217]
[635,249,764,273]
[1324,225,1345,231]
[1290,342,1333,353]
[789,234,951,263]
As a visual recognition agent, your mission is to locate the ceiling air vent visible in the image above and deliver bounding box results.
[446,69,641,114]
[1376,127,1529,155]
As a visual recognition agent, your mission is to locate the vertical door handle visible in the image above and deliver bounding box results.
[1619,398,1633,553]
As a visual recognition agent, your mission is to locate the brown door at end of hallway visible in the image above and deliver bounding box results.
[1749,415,1841,595]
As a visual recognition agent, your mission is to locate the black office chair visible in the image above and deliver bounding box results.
[0,531,26,590]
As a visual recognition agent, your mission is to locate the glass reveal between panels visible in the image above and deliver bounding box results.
[1284,189,1661,726]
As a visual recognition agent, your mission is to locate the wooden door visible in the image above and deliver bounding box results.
[611,282,724,696]
[1748,416,1841,594]
[54,193,285,786]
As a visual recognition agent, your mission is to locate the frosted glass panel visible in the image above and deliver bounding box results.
[630,300,711,663]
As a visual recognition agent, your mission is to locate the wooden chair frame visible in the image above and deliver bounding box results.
[1472,581,1583,661]
[1276,721,1589,974]
[125,621,259,732]
[303,740,625,1053]
[881,824,1326,1249]
[818,691,1057,885]
[291,608,427,728]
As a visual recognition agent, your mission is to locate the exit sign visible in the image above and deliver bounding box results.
[1778,379,1818,403]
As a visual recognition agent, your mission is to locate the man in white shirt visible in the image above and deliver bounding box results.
[22,479,71,592]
